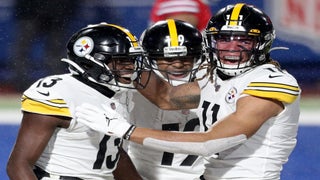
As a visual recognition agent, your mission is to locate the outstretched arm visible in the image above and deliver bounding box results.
[76,95,283,156]
[137,71,201,110]
[129,95,283,155]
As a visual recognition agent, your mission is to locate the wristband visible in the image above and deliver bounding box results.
[123,125,136,140]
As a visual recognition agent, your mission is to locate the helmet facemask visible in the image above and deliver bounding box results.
[105,54,146,90]
[147,55,201,86]
[206,34,257,76]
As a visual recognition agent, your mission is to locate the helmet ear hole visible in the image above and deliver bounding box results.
[94,53,106,61]
[93,53,112,63]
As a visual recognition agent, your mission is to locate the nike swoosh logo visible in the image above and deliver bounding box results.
[37,91,50,96]
[269,74,283,78]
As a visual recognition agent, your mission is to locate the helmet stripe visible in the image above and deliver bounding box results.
[167,19,179,46]
[107,24,139,47]
[230,3,245,26]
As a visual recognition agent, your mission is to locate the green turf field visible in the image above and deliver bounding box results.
[298,96,319,110]
[0,95,21,109]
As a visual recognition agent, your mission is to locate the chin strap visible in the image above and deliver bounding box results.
[61,58,117,91]
[153,69,191,86]
[61,58,85,74]
[61,58,103,84]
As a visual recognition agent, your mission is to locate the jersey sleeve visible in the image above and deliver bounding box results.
[21,77,72,117]
[242,70,300,104]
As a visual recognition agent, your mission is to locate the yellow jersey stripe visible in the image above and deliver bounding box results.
[247,82,300,92]
[21,96,71,117]
[108,24,138,47]
[243,89,298,104]
[167,19,179,46]
[22,95,69,107]
[230,3,245,26]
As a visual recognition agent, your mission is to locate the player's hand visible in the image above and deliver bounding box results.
[75,103,135,139]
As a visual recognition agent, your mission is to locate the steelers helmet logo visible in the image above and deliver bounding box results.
[73,36,94,57]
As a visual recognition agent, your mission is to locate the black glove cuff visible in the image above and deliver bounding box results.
[123,125,136,140]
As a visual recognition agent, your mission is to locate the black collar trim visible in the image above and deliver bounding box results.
[72,75,115,98]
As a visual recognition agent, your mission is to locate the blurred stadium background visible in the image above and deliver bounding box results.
[0,0,319,179]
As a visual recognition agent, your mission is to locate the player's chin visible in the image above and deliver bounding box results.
[118,75,133,84]
[168,73,189,80]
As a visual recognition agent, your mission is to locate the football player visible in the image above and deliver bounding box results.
[127,19,205,180]
[76,3,301,179]
[7,23,146,180]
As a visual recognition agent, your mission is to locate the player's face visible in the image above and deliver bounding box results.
[216,35,256,65]
[108,58,136,84]
[156,56,194,80]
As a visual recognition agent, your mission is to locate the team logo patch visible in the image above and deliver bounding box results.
[225,87,237,104]
[73,36,94,57]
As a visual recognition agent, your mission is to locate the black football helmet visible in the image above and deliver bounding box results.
[62,22,147,91]
[140,19,204,85]
[205,3,275,76]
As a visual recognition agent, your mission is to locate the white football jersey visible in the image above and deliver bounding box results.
[22,74,130,180]
[197,64,301,179]
[127,91,205,180]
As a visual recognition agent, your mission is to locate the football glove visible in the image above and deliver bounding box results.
[75,103,135,139]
